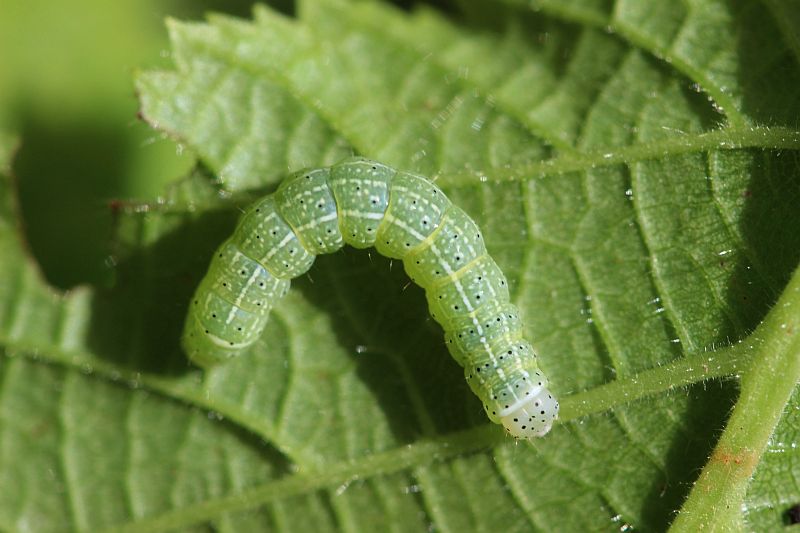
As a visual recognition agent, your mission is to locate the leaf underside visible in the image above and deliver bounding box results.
[1,0,799,532]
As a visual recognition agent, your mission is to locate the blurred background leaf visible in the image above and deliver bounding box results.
[0,0,284,288]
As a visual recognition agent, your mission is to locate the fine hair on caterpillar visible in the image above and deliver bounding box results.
[183,157,559,439]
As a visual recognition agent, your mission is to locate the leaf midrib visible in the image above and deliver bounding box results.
[90,338,750,533]
[108,126,800,217]
[0,328,751,532]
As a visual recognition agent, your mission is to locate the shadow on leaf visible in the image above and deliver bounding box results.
[88,206,239,375]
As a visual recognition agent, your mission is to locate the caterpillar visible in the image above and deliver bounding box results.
[183,157,559,439]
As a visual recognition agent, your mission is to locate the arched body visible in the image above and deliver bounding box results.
[183,157,559,438]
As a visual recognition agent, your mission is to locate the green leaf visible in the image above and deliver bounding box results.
[1,0,800,531]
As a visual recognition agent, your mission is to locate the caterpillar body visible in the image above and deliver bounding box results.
[183,157,559,438]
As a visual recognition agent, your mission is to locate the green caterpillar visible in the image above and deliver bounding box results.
[183,157,558,438]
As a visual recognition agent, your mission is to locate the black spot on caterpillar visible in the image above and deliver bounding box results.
[183,157,558,438]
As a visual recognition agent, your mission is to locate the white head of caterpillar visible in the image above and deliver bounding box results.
[182,157,559,439]
[496,386,559,438]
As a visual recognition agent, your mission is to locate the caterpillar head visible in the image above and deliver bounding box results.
[499,387,559,439]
